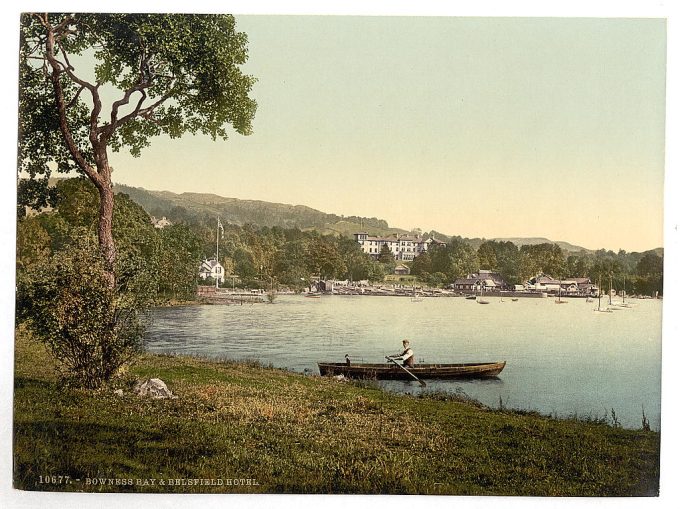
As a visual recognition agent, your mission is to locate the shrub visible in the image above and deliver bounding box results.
[16,240,144,388]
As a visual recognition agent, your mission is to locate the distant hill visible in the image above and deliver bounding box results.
[490,237,593,254]
[110,183,661,255]
[490,238,663,256]
[113,183,407,237]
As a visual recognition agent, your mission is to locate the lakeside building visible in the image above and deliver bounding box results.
[198,258,225,283]
[354,232,445,261]
[454,272,597,295]
[526,275,598,295]
[394,264,411,275]
[452,270,510,292]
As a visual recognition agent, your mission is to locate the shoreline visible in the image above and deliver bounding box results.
[13,330,660,495]
[180,288,661,305]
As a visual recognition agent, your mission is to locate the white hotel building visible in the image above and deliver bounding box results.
[354,232,444,261]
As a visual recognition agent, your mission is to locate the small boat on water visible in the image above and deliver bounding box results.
[477,299,490,304]
[465,295,477,300]
[305,294,321,299]
[410,286,423,302]
[318,361,506,380]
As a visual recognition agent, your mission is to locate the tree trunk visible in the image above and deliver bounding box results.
[44,22,117,289]
[95,180,116,289]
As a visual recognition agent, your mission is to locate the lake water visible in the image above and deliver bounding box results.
[144,295,662,429]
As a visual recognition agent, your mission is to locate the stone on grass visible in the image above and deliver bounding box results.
[133,378,177,399]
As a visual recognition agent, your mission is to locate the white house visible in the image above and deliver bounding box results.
[151,216,172,229]
[198,259,225,283]
[354,232,443,261]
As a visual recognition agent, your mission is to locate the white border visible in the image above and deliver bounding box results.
[1,2,677,509]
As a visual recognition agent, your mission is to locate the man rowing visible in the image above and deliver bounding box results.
[387,339,415,368]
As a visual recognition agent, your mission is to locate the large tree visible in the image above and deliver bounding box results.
[19,13,257,287]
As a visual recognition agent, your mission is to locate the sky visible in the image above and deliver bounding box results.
[91,15,669,253]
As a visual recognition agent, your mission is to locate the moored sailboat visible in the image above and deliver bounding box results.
[594,276,613,313]
[555,280,567,304]
[477,285,490,304]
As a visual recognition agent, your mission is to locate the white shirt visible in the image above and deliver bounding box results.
[394,347,413,361]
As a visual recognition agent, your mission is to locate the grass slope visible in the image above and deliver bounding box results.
[13,330,660,496]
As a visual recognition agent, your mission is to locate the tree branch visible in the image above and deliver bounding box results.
[43,20,101,186]
[56,45,104,160]
[33,13,49,29]
[99,38,156,140]
[116,89,156,124]
[106,84,149,132]
[53,15,74,34]
[66,85,85,109]
[135,88,176,118]
[101,83,176,137]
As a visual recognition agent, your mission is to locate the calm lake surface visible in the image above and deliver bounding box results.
[145,295,662,429]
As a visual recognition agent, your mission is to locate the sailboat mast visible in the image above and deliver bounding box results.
[623,274,626,304]
[215,217,219,289]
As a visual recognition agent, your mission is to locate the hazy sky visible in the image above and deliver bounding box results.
[100,16,665,252]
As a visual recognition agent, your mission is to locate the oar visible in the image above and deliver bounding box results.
[385,356,426,387]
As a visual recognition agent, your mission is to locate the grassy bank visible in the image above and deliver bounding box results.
[13,330,660,496]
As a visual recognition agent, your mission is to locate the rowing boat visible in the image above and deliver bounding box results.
[317,361,506,380]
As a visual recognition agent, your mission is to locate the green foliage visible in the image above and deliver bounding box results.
[110,186,663,293]
[377,243,393,263]
[342,249,372,282]
[53,178,100,229]
[410,250,431,277]
[17,13,89,213]
[477,241,497,270]
[16,241,143,388]
[16,216,51,271]
[427,240,479,285]
[633,252,663,296]
[566,253,594,278]
[18,14,256,211]
[15,178,206,385]
[366,259,386,282]
[49,178,162,303]
[308,237,347,279]
[157,225,203,299]
[477,240,521,285]
[519,243,567,280]
[195,222,380,288]
[636,252,663,277]
[18,13,258,385]
[421,271,448,288]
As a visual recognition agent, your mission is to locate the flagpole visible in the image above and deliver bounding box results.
[216,217,219,289]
